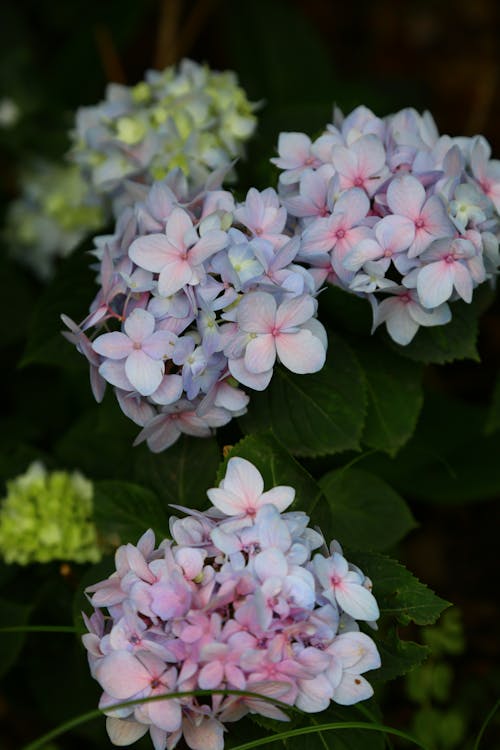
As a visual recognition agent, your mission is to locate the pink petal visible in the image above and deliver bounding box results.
[452,262,473,302]
[198,660,225,690]
[332,673,374,705]
[275,295,316,330]
[182,717,224,750]
[274,132,312,168]
[387,175,425,219]
[106,717,148,746]
[334,187,370,226]
[151,374,183,405]
[228,356,273,391]
[335,581,380,621]
[223,457,265,500]
[189,230,228,266]
[420,195,454,236]
[148,696,182,732]
[244,334,276,373]
[124,308,155,342]
[125,349,164,396]
[157,260,193,297]
[166,207,195,249]
[95,651,151,699]
[332,146,358,180]
[142,330,176,359]
[93,331,132,360]
[353,134,386,176]
[385,306,420,345]
[99,360,133,390]
[343,238,382,271]
[375,214,415,254]
[259,486,295,512]
[236,292,276,333]
[275,329,326,374]
[416,262,454,308]
[129,234,171,273]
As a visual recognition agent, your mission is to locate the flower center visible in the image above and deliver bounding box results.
[414,217,425,229]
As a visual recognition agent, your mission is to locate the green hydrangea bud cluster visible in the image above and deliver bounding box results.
[5,161,105,279]
[70,59,257,203]
[0,462,101,565]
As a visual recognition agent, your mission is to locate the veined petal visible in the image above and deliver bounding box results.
[124,308,156,342]
[375,214,415,254]
[416,262,454,308]
[275,295,316,330]
[228,356,273,391]
[95,651,150,699]
[223,456,265,501]
[335,581,380,621]
[166,207,195,249]
[385,306,420,345]
[142,330,177,359]
[276,329,326,374]
[260,486,295,512]
[125,349,164,396]
[106,717,149,746]
[452,262,473,302]
[237,292,276,333]
[93,331,132,360]
[343,238,382,271]
[244,334,276,373]
[148,696,182,733]
[332,673,374,705]
[129,234,171,273]
[157,260,193,297]
[334,187,370,225]
[189,230,228,266]
[387,174,425,219]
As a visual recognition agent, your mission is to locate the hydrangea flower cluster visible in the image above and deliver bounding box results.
[0,462,101,565]
[273,106,500,344]
[64,174,327,452]
[83,458,381,750]
[71,59,257,212]
[5,161,105,279]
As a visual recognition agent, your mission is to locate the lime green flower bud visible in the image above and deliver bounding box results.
[0,463,101,565]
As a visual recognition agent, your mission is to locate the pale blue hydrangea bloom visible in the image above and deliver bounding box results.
[5,160,105,279]
[71,59,258,210]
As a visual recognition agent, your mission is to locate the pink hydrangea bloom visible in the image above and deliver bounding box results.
[64,176,327,451]
[83,458,381,750]
[275,105,500,345]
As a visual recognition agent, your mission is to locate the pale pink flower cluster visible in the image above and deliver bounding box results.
[63,173,327,451]
[273,106,500,344]
[83,458,381,750]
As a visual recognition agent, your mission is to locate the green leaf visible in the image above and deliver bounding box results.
[393,284,493,365]
[353,552,450,626]
[356,341,423,455]
[239,337,367,457]
[319,468,416,550]
[54,399,138,481]
[372,626,429,682]
[485,372,500,435]
[0,596,32,678]
[20,243,96,369]
[286,704,385,750]
[362,393,500,504]
[134,435,220,511]
[93,480,170,545]
[318,285,373,338]
[218,432,323,511]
